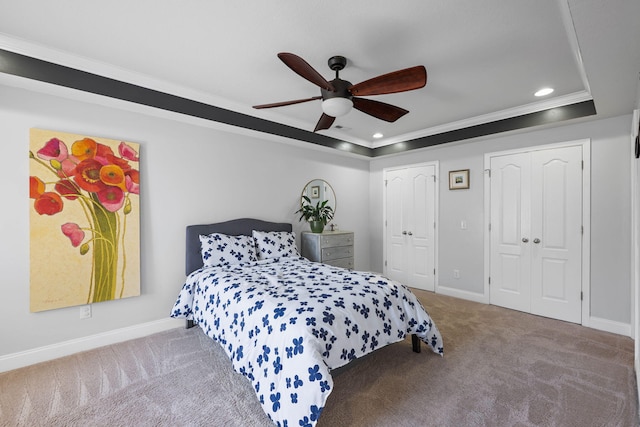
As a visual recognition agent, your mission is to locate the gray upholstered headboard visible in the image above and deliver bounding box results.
[185,218,293,276]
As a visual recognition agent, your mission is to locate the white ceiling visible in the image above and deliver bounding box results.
[0,0,639,149]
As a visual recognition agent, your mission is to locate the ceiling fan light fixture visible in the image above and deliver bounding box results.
[256,53,427,131]
[321,97,353,117]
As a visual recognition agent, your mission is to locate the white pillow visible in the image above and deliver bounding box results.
[199,233,258,267]
[252,230,298,260]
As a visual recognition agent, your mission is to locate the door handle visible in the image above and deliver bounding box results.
[533,238,541,244]
[522,237,529,243]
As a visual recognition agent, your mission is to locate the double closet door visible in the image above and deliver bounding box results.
[384,163,437,291]
[489,145,583,323]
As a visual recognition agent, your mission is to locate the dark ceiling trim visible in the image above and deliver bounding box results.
[372,100,597,157]
[0,48,596,158]
[0,49,371,157]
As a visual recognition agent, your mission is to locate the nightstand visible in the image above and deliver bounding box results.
[301,231,354,269]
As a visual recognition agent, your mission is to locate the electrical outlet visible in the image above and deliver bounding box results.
[79,305,92,319]
[453,269,460,279]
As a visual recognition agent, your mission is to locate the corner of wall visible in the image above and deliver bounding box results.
[435,285,489,304]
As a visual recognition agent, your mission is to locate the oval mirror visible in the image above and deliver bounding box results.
[301,179,336,217]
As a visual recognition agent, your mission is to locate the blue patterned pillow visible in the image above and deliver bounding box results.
[252,230,299,260]
[199,233,258,267]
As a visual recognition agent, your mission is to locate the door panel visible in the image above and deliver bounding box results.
[490,153,530,312]
[386,171,406,283]
[540,258,568,300]
[530,146,582,323]
[407,167,435,290]
[499,254,523,293]
[411,246,430,277]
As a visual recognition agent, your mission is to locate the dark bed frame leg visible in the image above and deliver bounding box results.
[411,334,421,353]
[186,319,194,329]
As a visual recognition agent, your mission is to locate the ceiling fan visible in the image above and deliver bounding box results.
[253,53,427,132]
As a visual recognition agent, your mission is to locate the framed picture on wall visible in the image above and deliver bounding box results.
[29,128,141,312]
[449,169,470,190]
[311,185,320,198]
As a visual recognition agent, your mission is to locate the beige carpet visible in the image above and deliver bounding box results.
[1,291,637,426]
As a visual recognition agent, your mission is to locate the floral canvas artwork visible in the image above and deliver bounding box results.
[29,128,140,312]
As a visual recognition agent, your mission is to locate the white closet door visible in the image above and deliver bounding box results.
[384,164,436,291]
[490,152,532,312]
[385,169,408,284]
[406,165,436,290]
[530,146,582,323]
[489,145,583,323]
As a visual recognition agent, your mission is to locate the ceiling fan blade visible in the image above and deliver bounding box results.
[350,65,427,96]
[278,52,335,92]
[352,97,409,122]
[253,96,321,109]
[314,113,336,132]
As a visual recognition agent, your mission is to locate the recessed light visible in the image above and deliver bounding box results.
[373,132,383,139]
[534,87,554,97]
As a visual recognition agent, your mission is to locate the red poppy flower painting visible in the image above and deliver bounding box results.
[29,128,141,312]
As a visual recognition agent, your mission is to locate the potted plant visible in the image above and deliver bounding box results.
[296,195,334,233]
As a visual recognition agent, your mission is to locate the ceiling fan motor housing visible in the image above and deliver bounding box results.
[322,78,352,100]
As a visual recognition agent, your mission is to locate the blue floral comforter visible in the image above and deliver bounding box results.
[171,256,443,427]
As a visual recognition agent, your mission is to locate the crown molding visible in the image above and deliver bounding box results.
[372,90,593,148]
[0,33,597,159]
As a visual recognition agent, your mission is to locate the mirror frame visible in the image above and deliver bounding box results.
[300,179,336,217]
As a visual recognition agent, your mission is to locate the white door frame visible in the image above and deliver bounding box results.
[631,109,639,400]
[483,139,591,325]
[383,161,439,292]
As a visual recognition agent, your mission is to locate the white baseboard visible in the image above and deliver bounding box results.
[436,287,632,338]
[436,285,489,304]
[584,315,632,337]
[0,318,183,373]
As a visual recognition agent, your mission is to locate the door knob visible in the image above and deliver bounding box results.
[407,231,413,236]
[402,231,407,235]
[522,237,529,243]
[533,238,541,244]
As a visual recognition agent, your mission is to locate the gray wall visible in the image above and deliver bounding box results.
[0,78,633,361]
[0,83,371,357]
[369,115,632,325]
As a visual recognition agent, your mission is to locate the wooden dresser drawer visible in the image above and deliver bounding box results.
[301,231,354,268]
[321,245,353,261]
[320,233,354,248]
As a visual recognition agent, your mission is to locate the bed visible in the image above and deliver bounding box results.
[171,218,443,427]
